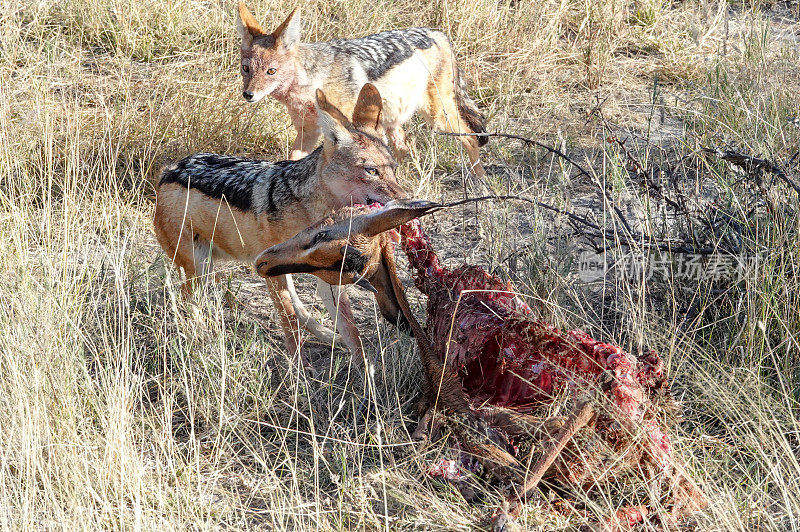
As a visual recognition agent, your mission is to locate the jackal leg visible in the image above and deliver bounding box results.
[316,280,364,363]
[421,85,485,180]
[157,224,212,297]
[265,274,312,372]
[285,275,342,347]
[290,121,321,161]
[386,126,410,161]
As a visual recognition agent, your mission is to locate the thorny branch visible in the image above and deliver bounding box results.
[437,195,602,231]
[440,131,644,240]
[702,146,800,196]
[435,194,721,256]
[439,129,800,260]
[436,131,592,179]
[607,134,686,213]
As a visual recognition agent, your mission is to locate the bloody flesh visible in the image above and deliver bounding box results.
[399,219,675,479]
[345,202,704,524]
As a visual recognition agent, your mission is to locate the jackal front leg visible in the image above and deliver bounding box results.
[290,118,321,161]
[285,274,342,347]
[386,126,410,161]
[265,274,313,373]
[315,280,364,363]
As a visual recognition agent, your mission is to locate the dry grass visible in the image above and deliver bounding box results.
[2,0,800,529]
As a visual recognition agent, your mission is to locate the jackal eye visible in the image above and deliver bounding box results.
[364,167,380,177]
[266,68,277,75]
[242,64,249,73]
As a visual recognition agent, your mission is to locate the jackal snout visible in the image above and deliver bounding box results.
[314,84,405,206]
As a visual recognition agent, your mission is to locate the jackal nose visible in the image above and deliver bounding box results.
[242,91,254,101]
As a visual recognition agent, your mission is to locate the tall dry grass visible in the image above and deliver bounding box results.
[2,0,800,529]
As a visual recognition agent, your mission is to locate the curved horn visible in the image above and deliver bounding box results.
[353,200,442,238]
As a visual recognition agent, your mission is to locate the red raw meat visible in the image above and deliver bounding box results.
[397,218,706,528]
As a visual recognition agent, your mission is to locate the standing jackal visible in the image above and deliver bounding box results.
[236,2,488,177]
[153,84,406,368]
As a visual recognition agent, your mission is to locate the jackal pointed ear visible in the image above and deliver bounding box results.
[237,2,265,47]
[317,89,354,153]
[272,7,301,49]
[351,83,383,133]
[355,200,442,237]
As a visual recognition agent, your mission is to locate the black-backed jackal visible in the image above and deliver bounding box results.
[153,84,406,369]
[236,2,488,177]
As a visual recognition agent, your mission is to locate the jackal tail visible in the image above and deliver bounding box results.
[454,66,487,147]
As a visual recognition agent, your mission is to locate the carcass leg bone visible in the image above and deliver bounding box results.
[502,399,596,519]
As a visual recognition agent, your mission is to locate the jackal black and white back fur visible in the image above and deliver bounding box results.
[236,2,488,177]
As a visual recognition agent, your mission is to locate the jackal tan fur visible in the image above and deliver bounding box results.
[236,2,488,177]
[153,84,406,368]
